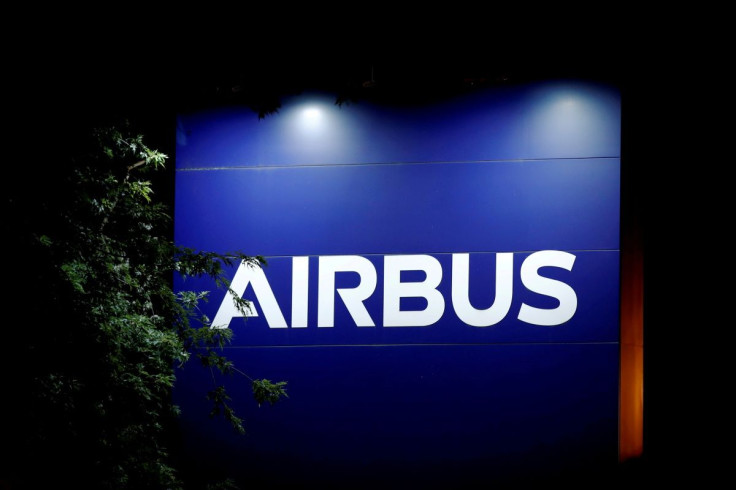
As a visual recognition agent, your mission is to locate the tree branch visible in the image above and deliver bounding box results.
[127,159,146,172]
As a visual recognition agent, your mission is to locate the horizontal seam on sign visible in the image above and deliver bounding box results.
[175,156,621,171]
[220,342,620,349]
[235,249,621,259]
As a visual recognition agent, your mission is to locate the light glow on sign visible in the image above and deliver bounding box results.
[527,83,620,158]
[278,93,355,160]
[302,106,322,120]
[283,96,335,135]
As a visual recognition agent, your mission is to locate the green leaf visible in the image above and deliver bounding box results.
[15,124,285,488]
[252,379,288,407]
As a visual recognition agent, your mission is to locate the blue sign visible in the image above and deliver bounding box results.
[174,81,621,485]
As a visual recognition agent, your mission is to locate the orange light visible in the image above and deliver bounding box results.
[619,221,644,461]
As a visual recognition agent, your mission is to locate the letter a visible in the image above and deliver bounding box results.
[211,260,287,329]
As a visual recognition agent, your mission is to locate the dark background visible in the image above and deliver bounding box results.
[5,18,718,487]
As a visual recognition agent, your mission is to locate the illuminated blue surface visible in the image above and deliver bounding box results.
[176,343,618,485]
[176,82,620,168]
[174,80,621,485]
[175,158,619,255]
[173,250,619,346]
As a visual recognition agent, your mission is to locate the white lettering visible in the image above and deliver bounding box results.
[451,253,514,327]
[211,260,287,329]
[291,256,310,328]
[210,251,580,330]
[383,255,445,327]
[317,255,377,327]
[518,250,577,326]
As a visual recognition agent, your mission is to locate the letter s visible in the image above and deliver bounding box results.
[518,251,577,326]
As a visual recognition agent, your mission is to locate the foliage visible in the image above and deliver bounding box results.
[252,379,289,407]
[3,125,286,489]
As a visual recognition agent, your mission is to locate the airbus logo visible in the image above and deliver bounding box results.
[212,251,578,329]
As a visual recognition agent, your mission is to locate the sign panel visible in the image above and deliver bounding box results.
[174,81,621,485]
